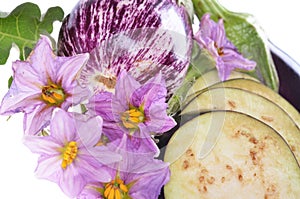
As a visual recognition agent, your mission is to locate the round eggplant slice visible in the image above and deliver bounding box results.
[182,87,300,164]
[164,111,300,199]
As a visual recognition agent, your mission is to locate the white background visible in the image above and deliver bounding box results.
[0,0,299,198]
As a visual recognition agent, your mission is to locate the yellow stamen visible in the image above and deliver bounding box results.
[103,176,129,199]
[108,189,115,199]
[115,189,121,199]
[41,83,66,106]
[104,184,112,198]
[61,141,78,169]
[119,183,128,193]
[121,107,145,130]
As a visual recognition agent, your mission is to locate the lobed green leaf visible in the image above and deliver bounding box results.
[0,3,64,65]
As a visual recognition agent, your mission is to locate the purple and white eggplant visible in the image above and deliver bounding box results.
[57,0,192,97]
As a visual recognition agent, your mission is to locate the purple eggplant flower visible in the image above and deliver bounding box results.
[87,70,176,152]
[78,135,170,199]
[194,13,256,81]
[57,0,192,97]
[0,36,90,135]
[23,108,121,198]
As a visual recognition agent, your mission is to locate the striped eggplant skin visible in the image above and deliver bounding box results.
[57,0,193,97]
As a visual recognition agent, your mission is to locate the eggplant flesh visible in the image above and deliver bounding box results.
[182,87,300,164]
[189,78,300,130]
[164,111,300,199]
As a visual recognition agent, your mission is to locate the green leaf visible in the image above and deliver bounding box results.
[192,0,279,91]
[0,3,64,65]
[8,76,13,88]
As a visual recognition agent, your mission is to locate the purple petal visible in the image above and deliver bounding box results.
[222,48,257,70]
[0,61,43,115]
[108,134,159,171]
[195,14,214,47]
[215,19,226,47]
[35,155,62,183]
[102,125,124,141]
[27,36,57,81]
[58,0,192,97]
[23,105,53,135]
[115,71,140,108]
[81,146,122,166]
[64,83,91,107]
[131,73,166,108]
[78,184,101,199]
[50,109,77,142]
[77,156,112,183]
[129,164,170,199]
[59,164,87,198]
[55,53,89,88]
[215,59,228,81]
[200,14,214,38]
[109,131,159,155]
[76,115,103,147]
[23,135,61,156]
[206,41,219,57]
[86,92,114,121]
[12,61,45,91]
[195,14,256,81]
[217,49,256,81]
[146,102,176,133]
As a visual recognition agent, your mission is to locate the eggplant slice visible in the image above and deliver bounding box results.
[164,111,300,199]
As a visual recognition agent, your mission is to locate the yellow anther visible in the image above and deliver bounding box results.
[103,176,129,199]
[115,189,121,199]
[104,184,112,198]
[121,107,145,130]
[119,183,128,193]
[61,141,78,169]
[108,189,115,199]
[41,83,66,106]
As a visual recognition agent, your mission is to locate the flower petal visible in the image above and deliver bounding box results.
[76,115,103,147]
[86,92,114,121]
[59,164,87,198]
[131,72,166,108]
[55,53,89,88]
[215,19,226,47]
[146,102,176,133]
[129,164,170,199]
[0,61,43,115]
[23,105,53,135]
[27,36,57,82]
[115,71,140,109]
[109,134,159,171]
[23,135,61,156]
[78,184,101,199]
[222,48,257,70]
[12,60,45,90]
[35,155,62,183]
[50,108,77,142]
[64,83,91,107]
[102,125,124,141]
[77,156,112,183]
[87,147,122,165]
[195,13,256,81]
